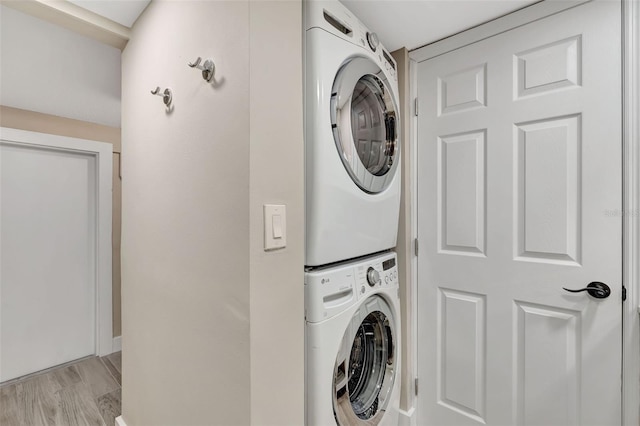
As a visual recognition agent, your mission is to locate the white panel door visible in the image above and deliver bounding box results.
[417,1,622,425]
[1,142,96,382]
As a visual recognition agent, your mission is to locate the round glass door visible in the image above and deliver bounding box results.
[333,296,396,425]
[331,57,399,194]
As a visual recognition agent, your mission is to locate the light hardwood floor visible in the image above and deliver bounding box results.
[0,352,122,426]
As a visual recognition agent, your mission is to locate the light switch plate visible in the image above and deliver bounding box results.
[264,204,286,251]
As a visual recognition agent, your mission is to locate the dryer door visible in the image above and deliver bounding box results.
[331,57,399,194]
[333,295,397,425]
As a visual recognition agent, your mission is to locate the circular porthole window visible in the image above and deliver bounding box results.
[333,296,396,425]
[331,57,399,194]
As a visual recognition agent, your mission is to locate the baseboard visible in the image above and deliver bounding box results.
[115,415,127,426]
[398,406,416,426]
[112,336,122,353]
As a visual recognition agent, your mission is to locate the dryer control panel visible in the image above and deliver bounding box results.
[305,251,399,324]
[304,0,398,82]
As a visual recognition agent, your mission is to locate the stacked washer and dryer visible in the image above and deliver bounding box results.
[304,1,402,425]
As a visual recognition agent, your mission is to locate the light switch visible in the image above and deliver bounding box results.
[264,204,286,250]
[272,215,283,239]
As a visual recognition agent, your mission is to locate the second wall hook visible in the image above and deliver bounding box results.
[151,86,172,107]
[188,57,215,82]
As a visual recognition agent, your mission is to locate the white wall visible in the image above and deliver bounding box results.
[0,5,121,127]
[121,1,303,424]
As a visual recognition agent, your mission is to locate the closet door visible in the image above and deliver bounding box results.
[1,141,96,382]
[416,1,622,424]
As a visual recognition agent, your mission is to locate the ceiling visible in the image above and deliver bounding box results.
[341,0,540,51]
[67,0,539,50]
[68,0,151,28]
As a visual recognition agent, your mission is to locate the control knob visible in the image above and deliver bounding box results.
[366,267,380,286]
[366,32,379,52]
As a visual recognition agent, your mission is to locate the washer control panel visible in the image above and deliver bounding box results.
[355,253,398,298]
[366,267,380,286]
[305,251,399,323]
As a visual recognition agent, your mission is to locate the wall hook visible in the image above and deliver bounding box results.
[188,57,215,82]
[151,86,172,106]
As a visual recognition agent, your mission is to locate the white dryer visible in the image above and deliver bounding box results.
[306,251,401,426]
[305,0,401,267]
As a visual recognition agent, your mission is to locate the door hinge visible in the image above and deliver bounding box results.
[623,285,627,301]
[414,238,419,256]
[414,98,419,116]
[115,152,122,180]
[415,378,419,395]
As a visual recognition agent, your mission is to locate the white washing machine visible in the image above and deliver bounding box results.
[306,251,401,425]
[305,0,401,267]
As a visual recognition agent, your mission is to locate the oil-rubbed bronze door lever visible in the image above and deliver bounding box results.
[563,282,611,299]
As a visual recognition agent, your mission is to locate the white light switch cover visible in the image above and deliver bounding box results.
[264,204,286,250]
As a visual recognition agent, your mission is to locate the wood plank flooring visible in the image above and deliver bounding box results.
[0,352,122,426]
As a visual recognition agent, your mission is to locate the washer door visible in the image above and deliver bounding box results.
[333,296,397,425]
[331,57,399,194]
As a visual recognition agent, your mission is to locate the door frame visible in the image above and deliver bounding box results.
[0,127,114,357]
[622,0,640,423]
[406,0,640,424]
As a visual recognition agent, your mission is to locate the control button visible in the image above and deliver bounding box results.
[366,32,379,52]
[366,267,380,286]
[385,276,390,284]
[361,285,366,294]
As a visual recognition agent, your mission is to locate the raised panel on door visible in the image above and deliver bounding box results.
[438,64,487,116]
[514,114,581,264]
[513,302,581,426]
[437,289,487,423]
[438,130,486,256]
[514,35,582,99]
[417,1,622,425]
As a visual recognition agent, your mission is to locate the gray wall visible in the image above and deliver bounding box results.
[0,5,121,127]
[120,0,303,424]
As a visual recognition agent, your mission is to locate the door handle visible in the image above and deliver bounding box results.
[563,282,611,299]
